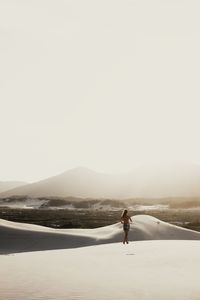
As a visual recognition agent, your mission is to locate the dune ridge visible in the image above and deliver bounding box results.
[1,215,200,300]
[1,215,200,254]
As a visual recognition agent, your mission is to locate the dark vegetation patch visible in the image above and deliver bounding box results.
[0,206,200,232]
[0,196,200,231]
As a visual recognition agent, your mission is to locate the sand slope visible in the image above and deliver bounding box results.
[1,215,200,254]
[1,215,200,300]
[1,241,200,300]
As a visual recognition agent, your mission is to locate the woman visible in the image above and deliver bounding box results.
[121,209,132,244]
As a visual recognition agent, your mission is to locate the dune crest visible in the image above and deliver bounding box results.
[0,215,200,254]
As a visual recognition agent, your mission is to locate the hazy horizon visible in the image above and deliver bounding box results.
[1,0,200,182]
[1,162,200,184]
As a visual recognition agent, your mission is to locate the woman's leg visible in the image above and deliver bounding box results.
[123,230,128,244]
[123,231,126,244]
[125,231,129,244]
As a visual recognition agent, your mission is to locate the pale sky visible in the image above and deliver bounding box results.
[1,0,200,182]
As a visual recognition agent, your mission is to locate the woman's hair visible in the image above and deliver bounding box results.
[121,209,128,218]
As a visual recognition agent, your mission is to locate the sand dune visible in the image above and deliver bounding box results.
[1,241,200,300]
[1,215,200,254]
[1,215,200,300]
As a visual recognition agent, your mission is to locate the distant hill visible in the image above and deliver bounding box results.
[0,181,28,194]
[1,164,200,198]
[0,167,118,198]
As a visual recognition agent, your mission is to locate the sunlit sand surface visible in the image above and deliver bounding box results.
[1,241,200,300]
[1,215,200,300]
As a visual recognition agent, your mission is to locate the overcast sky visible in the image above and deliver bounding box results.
[1,0,200,182]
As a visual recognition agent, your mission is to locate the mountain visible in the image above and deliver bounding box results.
[0,181,28,194]
[1,164,200,198]
[123,162,200,198]
[0,167,118,198]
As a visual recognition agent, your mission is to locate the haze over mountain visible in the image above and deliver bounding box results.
[0,181,27,194]
[1,163,200,198]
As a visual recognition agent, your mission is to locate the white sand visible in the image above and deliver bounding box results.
[1,215,200,254]
[1,241,200,300]
[1,215,200,300]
